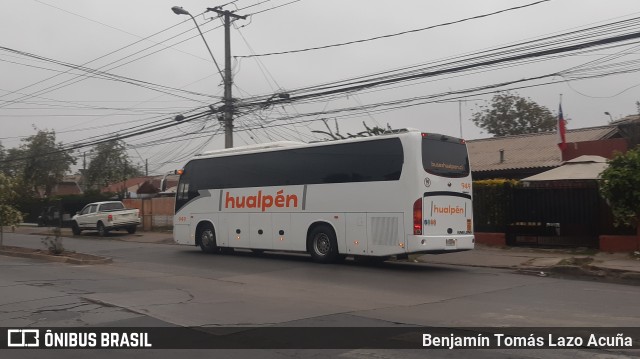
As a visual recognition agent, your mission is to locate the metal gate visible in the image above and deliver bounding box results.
[505,187,600,247]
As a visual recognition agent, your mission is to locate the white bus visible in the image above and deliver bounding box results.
[173,130,474,263]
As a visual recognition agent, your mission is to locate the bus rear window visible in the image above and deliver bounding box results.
[422,135,470,178]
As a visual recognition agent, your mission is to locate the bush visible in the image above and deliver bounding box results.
[41,227,64,255]
[472,179,520,232]
[599,147,640,228]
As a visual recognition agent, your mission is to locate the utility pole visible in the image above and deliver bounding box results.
[207,7,247,148]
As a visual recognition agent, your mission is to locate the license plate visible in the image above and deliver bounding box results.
[446,238,456,246]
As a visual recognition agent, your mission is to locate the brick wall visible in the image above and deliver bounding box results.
[599,235,640,252]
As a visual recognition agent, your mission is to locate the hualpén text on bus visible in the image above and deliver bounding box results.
[225,190,299,212]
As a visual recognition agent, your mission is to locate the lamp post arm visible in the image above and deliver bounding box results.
[187,14,224,83]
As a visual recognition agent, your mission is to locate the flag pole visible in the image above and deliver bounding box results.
[557,94,567,154]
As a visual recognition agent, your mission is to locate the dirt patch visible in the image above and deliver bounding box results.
[0,245,112,265]
[557,257,594,266]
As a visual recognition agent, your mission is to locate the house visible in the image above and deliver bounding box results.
[101,175,179,198]
[469,115,639,250]
[37,175,83,197]
[521,155,608,188]
[467,116,638,180]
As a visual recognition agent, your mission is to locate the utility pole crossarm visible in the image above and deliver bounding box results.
[206,7,247,20]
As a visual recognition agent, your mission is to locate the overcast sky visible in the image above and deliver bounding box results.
[2,0,640,174]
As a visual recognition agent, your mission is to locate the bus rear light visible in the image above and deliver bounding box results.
[413,198,422,235]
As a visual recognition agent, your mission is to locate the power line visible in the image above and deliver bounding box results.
[236,0,552,58]
[235,17,640,110]
[0,46,220,106]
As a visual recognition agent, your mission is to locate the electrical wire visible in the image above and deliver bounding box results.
[236,0,552,58]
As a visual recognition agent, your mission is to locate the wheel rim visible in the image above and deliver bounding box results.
[201,229,214,248]
[313,233,331,255]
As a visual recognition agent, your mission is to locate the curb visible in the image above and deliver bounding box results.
[0,247,112,265]
[525,264,640,284]
[420,260,640,284]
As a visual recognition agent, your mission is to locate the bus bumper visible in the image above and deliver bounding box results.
[406,234,475,253]
[173,224,194,245]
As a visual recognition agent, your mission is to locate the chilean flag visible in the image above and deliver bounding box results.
[557,104,567,151]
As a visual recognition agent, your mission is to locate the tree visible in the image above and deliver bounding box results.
[10,130,76,197]
[0,173,23,246]
[471,92,557,137]
[85,140,143,191]
[599,147,640,239]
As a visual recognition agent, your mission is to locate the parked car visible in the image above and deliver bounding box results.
[71,201,140,236]
[37,206,61,227]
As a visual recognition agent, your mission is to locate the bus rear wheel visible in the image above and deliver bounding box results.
[198,224,218,254]
[308,225,339,263]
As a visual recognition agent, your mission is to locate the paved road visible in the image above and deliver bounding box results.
[1,233,639,358]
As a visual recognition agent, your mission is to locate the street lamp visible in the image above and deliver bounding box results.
[171,6,224,83]
[173,5,246,149]
[604,111,613,122]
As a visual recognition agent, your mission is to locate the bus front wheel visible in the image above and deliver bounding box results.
[198,224,218,254]
[308,225,338,263]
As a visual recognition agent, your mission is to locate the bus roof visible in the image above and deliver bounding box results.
[195,141,305,157]
[191,129,449,160]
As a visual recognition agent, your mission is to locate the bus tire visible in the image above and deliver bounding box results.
[308,224,339,263]
[198,223,218,254]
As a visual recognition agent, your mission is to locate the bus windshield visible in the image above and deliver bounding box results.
[422,134,470,178]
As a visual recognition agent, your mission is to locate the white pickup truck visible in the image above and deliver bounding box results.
[71,201,140,237]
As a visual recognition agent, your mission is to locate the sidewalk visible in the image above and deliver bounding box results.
[4,225,640,283]
[4,225,174,244]
[417,245,640,282]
